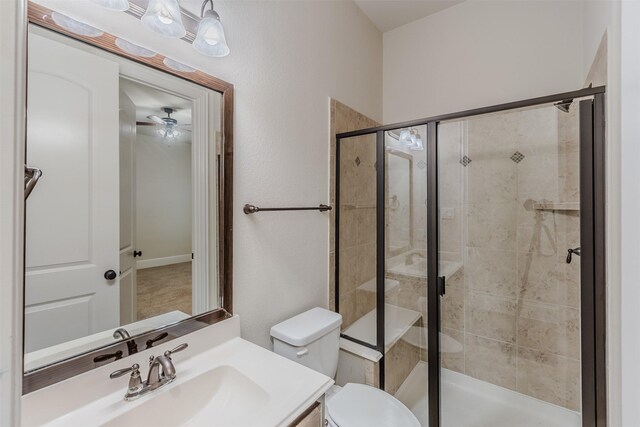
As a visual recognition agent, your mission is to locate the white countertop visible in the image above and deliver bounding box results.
[22,315,333,427]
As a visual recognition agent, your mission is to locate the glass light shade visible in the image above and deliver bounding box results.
[141,0,186,38]
[115,38,157,58]
[408,134,424,151]
[51,12,103,37]
[193,14,230,57]
[163,58,196,72]
[398,129,410,144]
[405,133,418,149]
[90,0,129,11]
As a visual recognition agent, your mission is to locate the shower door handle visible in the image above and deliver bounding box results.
[24,166,43,200]
[437,276,446,296]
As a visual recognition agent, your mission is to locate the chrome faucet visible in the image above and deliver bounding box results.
[113,328,131,340]
[113,328,138,356]
[405,252,425,265]
[110,343,188,401]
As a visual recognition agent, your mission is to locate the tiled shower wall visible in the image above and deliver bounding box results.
[329,99,379,326]
[439,105,582,411]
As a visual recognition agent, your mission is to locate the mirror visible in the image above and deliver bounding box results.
[386,150,413,256]
[23,3,233,382]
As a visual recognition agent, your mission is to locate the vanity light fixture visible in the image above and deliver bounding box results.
[141,0,187,38]
[51,12,104,37]
[193,0,230,57]
[88,0,232,57]
[115,38,157,58]
[90,0,130,12]
[392,128,424,151]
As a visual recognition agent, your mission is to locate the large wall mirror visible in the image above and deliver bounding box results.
[23,2,233,391]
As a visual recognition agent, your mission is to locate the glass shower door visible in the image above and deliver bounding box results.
[382,125,429,425]
[437,102,583,427]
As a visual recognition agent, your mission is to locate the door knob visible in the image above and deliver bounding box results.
[104,270,118,280]
[133,250,142,258]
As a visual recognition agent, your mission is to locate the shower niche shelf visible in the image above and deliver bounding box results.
[533,202,580,211]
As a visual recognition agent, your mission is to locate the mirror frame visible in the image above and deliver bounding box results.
[23,1,234,393]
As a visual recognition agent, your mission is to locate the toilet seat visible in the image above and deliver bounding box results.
[326,383,420,427]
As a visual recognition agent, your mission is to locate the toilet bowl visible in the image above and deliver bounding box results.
[271,308,420,427]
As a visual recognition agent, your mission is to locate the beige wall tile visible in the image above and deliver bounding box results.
[439,206,462,254]
[558,254,580,308]
[517,252,562,304]
[465,334,516,390]
[339,290,357,329]
[441,327,464,373]
[516,347,581,411]
[465,247,517,298]
[441,285,464,330]
[466,158,517,204]
[467,203,517,251]
[558,152,580,203]
[466,292,517,343]
[516,154,560,204]
[385,332,420,395]
[517,302,580,359]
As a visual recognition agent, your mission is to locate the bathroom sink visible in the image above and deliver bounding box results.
[22,316,333,427]
[102,365,269,427]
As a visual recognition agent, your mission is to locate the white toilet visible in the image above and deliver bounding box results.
[271,307,420,427]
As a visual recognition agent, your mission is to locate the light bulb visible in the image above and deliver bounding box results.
[141,0,186,38]
[158,6,174,24]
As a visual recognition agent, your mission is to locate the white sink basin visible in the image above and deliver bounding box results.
[102,366,269,427]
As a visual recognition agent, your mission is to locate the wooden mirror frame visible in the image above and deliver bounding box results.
[23,1,233,393]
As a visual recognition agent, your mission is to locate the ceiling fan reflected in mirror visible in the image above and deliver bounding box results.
[137,107,191,139]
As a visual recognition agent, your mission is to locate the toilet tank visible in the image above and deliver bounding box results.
[270,307,342,378]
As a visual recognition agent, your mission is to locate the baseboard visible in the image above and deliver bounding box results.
[137,254,191,270]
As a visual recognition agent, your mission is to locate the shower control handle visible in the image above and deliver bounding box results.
[566,247,581,264]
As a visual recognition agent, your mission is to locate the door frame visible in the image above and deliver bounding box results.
[335,85,607,427]
[104,52,217,318]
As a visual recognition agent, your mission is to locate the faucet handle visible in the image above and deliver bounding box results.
[164,343,188,358]
[110,363,140,379]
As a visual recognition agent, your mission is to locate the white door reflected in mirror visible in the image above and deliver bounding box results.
[24,25,222,372]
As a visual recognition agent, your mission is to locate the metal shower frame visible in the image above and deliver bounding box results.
[335,85,607,427]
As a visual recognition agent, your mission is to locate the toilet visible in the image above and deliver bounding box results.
[271,307,420,427]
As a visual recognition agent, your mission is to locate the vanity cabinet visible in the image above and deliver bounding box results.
[290,401,323,427]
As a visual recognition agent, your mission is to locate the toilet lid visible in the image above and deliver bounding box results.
[326,383,420,427]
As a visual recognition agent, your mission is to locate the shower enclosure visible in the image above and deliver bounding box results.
[334,87,605,427]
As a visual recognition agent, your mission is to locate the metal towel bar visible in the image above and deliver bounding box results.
[243,204,332,215]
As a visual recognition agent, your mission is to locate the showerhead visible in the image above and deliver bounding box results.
[554,99,573,113]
